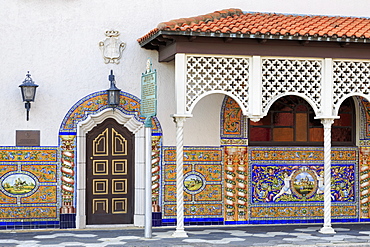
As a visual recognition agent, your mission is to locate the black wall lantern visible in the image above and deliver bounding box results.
[19,71,38,121]
[107,70,121,108]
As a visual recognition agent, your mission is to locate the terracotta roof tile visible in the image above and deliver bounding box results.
[138,8,370,44]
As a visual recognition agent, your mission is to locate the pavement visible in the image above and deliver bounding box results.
[1,223,370,246]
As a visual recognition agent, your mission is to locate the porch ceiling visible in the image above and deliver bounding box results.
[138,8,370,61]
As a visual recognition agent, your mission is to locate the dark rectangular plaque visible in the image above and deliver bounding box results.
[16,130,40,146]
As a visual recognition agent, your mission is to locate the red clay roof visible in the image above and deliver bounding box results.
[138,8,370,45]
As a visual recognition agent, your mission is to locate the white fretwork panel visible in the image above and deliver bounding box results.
[261,58,322,114]
[186,55,249,112]
[333,60,370,109]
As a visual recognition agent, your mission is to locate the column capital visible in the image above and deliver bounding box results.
[171,114,192,126]
[171,114,193,118]
[321,118,334,127]
[248,116,261,122]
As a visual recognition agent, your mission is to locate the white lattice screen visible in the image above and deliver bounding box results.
[333,60,370,110]
[186,55,250,112]
[261,58,322,114]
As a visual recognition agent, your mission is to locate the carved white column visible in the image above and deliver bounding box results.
[172,116,188,238]
[319,118,336,234]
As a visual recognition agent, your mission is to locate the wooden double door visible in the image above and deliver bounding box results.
[86,118,134,225]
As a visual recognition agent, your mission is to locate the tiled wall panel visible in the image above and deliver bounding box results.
[0,147,59,229]
[248,147,358,223]
[162,147,223,224]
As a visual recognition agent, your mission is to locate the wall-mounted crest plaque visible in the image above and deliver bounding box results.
[99,30,126,64]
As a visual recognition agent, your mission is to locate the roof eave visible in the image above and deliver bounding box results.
[139,30,370,50]
[139,31,162,49]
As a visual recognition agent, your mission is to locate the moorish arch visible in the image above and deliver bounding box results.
[262,93,321,121]
[177,55,370,122]
[58,90,162,228]
[220,94,365,144]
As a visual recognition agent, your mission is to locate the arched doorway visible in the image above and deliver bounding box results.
[58,91,163,229]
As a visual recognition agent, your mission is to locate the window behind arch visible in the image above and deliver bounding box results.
[249,96,355,146]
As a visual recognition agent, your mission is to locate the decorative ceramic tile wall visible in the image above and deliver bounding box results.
[358,99,370,145]
[152,135,162,211]
[223,146,248,222]
[162,145,359,225]
[60,91,140,133]
[356,99,370,220]
[60,90,162,135]
[248,147,358,223]
[219,95,367,224]
[251,164,355,203]
[162,147,223,223]
[361,99,370,139]
[220,96,247,145]
[0,147,59,229]
[359,147,370,218]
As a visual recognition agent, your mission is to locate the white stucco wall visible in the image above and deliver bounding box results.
[1,0,370,147]
[184,94,224,146]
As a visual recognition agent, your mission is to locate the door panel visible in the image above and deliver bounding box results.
[86,118,134,224]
